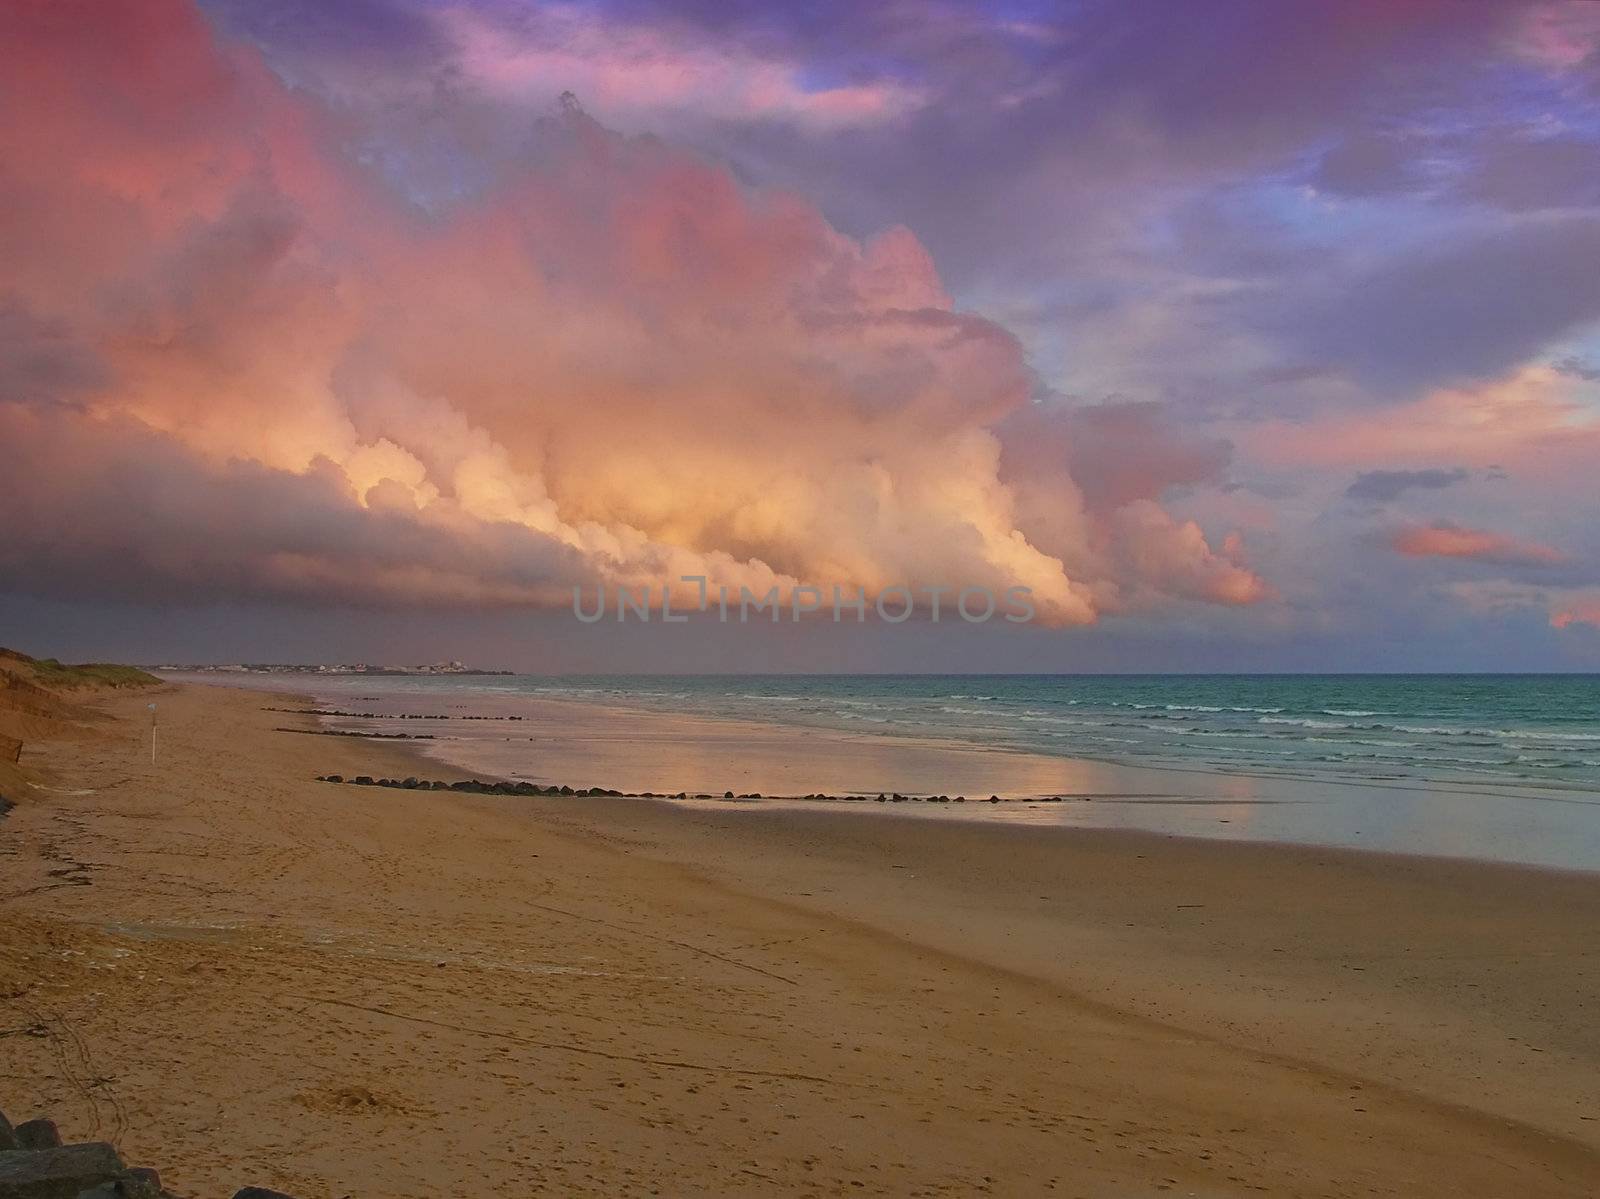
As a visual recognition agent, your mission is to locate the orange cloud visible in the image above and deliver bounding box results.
[0,0,1267,626]
[1391,521,1566,565]
[1243,366,1600,475]
[1551,604,1600,631]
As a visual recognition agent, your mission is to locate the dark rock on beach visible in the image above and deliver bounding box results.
[0,1139,158,1198]
[14,1119,61,1150]
[0,1106,301,1198]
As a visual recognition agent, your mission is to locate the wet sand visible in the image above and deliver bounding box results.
[2,682,1598,1196]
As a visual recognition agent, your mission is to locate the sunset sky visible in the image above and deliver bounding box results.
[3,0,1599,671]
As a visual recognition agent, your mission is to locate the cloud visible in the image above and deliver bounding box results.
[0,403,589,607]
[1463,133,1600,213]
[1312,132,1421,198]
[1345,468,1468,503]
[0,298,109,404]
[1287,216,1600,393]
[1551,602,1600,631]
[0,0,1266,627]
[1243,366,1600,475]
[1390,521,1567,567]
[1442,579,1600,634]
[440,6,926,131]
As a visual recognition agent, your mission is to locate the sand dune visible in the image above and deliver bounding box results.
[1,683,1597,1197]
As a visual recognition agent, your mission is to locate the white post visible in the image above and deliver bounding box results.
[148,702,158,765]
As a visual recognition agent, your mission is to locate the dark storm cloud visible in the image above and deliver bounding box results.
[1345,468,1470,503]
[1285,215,1600,393]
[0,298,109,404]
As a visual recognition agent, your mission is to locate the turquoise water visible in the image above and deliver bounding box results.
[322,673,1600,795]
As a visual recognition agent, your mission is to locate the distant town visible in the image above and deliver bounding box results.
[155,661,512,676]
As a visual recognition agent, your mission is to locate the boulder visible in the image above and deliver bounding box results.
[0,1141,126,1198]
[0,1111,17,1152]
[75,1166,165,1197]
[232,1189,300,1199]
[15,1120,60,1150]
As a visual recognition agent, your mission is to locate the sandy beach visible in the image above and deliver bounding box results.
[3,681,1599,1197]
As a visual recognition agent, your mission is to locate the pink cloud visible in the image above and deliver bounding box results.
[0,0,1267,627]
[1552,603,1600,631]
[442,6,925,131]
[1243,367,1600,475]
[1391,521,1566,566]
[1508,2,1600,70]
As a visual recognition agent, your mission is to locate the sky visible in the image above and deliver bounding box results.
[2,0,1599,672]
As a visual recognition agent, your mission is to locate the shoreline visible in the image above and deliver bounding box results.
[3,682,1598,1196]
[174,672,1600,873]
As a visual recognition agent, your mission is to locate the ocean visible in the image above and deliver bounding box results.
[180,671,1600,870]
[341,673,1600,794]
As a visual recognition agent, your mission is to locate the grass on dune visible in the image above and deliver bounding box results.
[0,648,160,690]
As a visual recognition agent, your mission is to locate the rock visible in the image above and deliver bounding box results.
[724,791,734,798]
[558,785,573,796]
[989,795,1001,803]
[401,777,420,789]
[353,776,374,786]
[430,780,448,790]
[232,1189,301,1199]
[0,1111,17,1152]
[15,1120,61,1150]
[0,1141,126,1198]
[324,775,343,784]
[75,1166,166,1197]
[123,1168,164,1194]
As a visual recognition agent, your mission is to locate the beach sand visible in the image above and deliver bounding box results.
[2,682,1597,1196]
